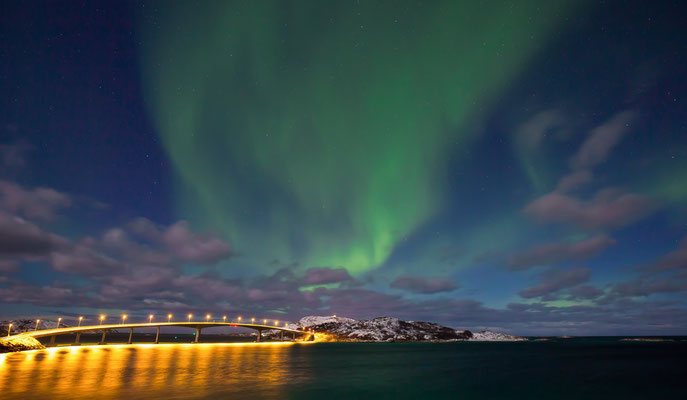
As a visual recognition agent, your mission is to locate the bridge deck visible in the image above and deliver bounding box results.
[7,322,308,340]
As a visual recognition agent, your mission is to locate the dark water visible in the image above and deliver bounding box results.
[1,338,685,399]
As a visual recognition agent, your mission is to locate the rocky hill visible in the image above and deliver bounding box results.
[469,330,527,341]
[276,316,523,342]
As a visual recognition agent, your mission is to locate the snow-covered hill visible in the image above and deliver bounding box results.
[274,316,465,342]
[277,316,527,342]
[468,330,527,341]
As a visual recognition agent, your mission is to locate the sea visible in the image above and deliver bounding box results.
[1,337,685,399]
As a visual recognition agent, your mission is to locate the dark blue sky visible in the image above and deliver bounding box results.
[1,0,686,335]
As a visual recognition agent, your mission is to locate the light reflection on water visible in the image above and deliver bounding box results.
[0,343,309,399]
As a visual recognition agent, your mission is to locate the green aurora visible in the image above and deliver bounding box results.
[138,1,583,274]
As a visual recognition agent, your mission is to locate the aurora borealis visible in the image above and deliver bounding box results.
[1,0,686,335]
[137,0,579,274]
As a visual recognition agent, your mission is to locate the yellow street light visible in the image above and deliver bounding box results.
[237,316,242,322]
[35,319,40,331]
[274,320,279,326]
[222,316,227,323]
[7,323,12,337]
[100,315,105,325]
[188,314,193,322]
[78,316,83,327]
[149,314,154,323]
[206,314,211,322]
[168,314,172,323]
[333,315,337,318]
[263,319,267,324]
[57,317,62,328]
[121,314,127,324]
[251,318,255,323]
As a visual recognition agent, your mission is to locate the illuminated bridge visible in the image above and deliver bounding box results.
[5,321,315,347]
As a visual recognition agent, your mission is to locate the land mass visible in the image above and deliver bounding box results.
[269,316,526,342]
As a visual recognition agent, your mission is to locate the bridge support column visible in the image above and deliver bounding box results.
[280,331,284,341]
[49,335,56,347]
[128,328,134,344]
[74,332,81,345]
[194,328,201,343]
[99,330,107,345]
[256,329,261,342]
[155,326,160,344]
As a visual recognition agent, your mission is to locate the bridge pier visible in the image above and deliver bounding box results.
[155,326,160,344]
[48,335,56,347]
[280,331,284,341]
[74,332,81,345]
[99,330,107,345]
[194,328,201,343]
[128,328,134,344]
[256,329,261,342]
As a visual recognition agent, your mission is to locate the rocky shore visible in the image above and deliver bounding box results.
[0,335,45,353]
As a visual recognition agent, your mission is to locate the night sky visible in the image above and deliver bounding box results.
[1,1,686,335]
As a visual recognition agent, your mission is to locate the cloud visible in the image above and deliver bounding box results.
[0,212,66,256]
[161,221,232,264]
[0,180,71,220]
[0,260,19,273]
[602,238,687,301]
[390,275,458,294]
[555,170,593,192]
[570,111,634,170]
[125,218,233,265]
[302,267,352,285]
[644,236,687,273]
[566,285,604,300]
[524,188,651,231]
[508,235,616,270]
[611,277,687,297]
[126,217,162,241]
[519,268,591,298]
[515,109,565,150]
[50,244,121,275]
[0,140,31,168]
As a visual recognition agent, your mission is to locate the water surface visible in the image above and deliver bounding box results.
[1,339,685,399]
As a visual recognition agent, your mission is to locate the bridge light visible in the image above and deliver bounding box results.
[274,320,278,326]
[237,316,242,322]
[78,316,83,327]
[168,314,172,322]
[149,314,154,323]
[57,317,62,328]
[100,315,105,325]
[188,314,192,322]
[7,323,12,337]
[263,319,267,324]
[251,318,255,323]
[35,319,40,331]
[223,316,227,323]
[122,314,127,324]
[206,314,211,322]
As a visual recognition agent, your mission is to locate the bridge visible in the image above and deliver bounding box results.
[5,322,315,347]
